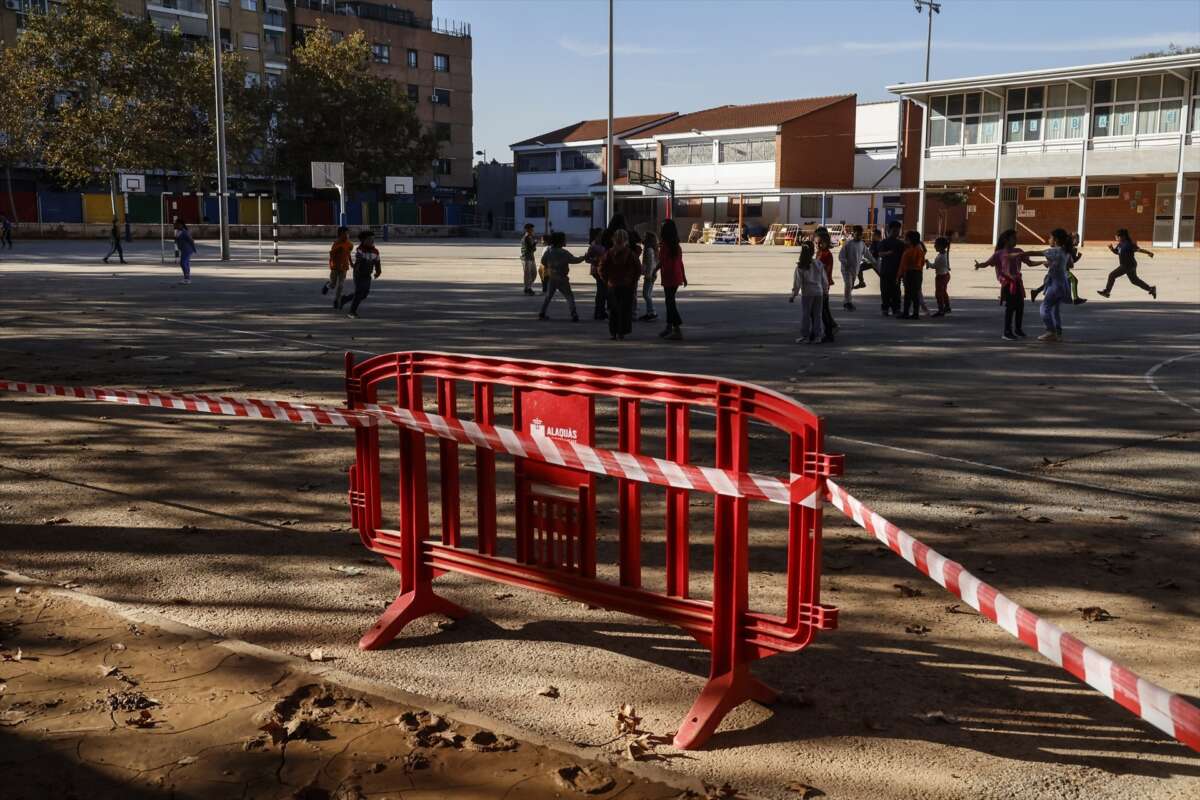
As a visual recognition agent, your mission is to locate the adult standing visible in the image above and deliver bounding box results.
[599,229,640,340]
[874,221,905,316]
[975,229,1039,341]
[658,219,687,341]
[103,217,127,264]
[1098,228,1155,299]
[838,225,876,311]
[173,219,195,285]
[1,215,12,249]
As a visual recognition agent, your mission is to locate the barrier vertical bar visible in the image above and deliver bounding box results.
[617,397,642,588]
[257,195,263,262]
[665,402,690,598]
[474,382,497,556]
[437,377,461,547]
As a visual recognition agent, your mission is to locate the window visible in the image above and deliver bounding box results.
[524,198,546,219]
[432,88,450,106]
[673,198,703,217]
[719,137,775,162]
[264,31,284,56]
[799,195,833,218]
[1026,186,1045,199]
[406,49,418,68]
[1003,82,1086,143]
[516,152,556,173]
[265,70,282,89]
[244,71,260,88]
[407,84,419,104]
[433,158,453,176]
[1051,185,1081,199]
[1093,74,1184,137]
[1192,71,1200,133]
[727,197,763,217]
[662,142,712,165]
[241,31,259,51]
[240,0,256,9]
[433,53,449,72]
[929,91,1001,147]
[568,200,592,218]
[1085,183,1121,198]
[371,43,390,64]
[435,122,451,142]
[561,148,602,171]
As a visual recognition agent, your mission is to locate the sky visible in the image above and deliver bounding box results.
[439,0,1200,163]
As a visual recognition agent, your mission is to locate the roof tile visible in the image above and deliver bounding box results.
[631,95,853,137]
[511,113,677,147]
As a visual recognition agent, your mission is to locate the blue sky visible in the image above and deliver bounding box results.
[439,0,1200,163]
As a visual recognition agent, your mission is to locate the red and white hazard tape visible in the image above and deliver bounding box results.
[824,478,1200,753]
[0,380,815,508]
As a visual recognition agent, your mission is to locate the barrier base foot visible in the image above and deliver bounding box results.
[672,666,778,750]
[359,589,468,651]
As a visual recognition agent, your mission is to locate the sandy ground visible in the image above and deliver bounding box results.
[0,574,698,799]
[0,236,1197,799]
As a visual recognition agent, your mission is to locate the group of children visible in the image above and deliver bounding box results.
[522,216,687,341]
[321,226,381,318]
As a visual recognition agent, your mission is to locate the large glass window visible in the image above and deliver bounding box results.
[663,142,712,165]
[1004,82,1085,144]
[1093,74,1184,137]
[516,152,556,173]
[561,148,602,171]
[928,91,1000,146]
[567,200,592,218]
[1193,72,1200,133]
[524,198,545,219]
[433,54,449,73]
[799,195,833,218]
[719,137,775,162]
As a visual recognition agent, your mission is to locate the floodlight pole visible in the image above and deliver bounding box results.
[210,0,231,261]
[605,0,613,226]
[915,0,941,81]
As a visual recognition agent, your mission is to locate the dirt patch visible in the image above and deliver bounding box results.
[0,579,707,800]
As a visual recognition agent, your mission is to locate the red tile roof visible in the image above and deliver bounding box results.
[511,113,677,147]
[631,95,853,137]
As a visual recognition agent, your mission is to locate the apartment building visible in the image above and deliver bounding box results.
[292,0,473,198]
[1,0,472,200]
[889,52,1200,247]
[511,95,904,238]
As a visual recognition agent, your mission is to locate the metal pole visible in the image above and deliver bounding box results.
[1077,80,1093,245]
[257,195,263,262]
[924,4,933,81]
[272,198,279,263]
[209,0,231,261]
[605,0,613,226]
[160,192,166,264]
[1172,71,1192,248]
[915,99,928,239]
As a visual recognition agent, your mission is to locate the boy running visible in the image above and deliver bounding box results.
[339,231,381,318]
[323,226,353,308]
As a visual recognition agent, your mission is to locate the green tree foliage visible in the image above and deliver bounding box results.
[1133,43,1200,59]
[10,0,179,198]
[0,45,49,220]
[275,25,439,187]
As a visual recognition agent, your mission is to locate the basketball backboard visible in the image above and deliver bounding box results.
[385,176,414,195]
[119,174,146,193]
[311,161,345,190]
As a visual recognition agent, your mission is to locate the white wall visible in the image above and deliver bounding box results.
[662,160,778,194]
[856,101,900,149]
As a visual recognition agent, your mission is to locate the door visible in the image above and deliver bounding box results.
[999,187,1018,233]
[1154,180,1198,246]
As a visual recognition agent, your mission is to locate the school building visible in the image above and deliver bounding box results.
[889,52,1200,247]
[510,96,906,239]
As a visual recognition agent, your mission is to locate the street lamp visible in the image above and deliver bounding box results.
[914,0,941,82]
[475,149,487,163]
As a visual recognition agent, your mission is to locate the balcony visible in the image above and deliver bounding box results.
[263,10,286,29]
[147,0,207,17]
[293,0,470,37]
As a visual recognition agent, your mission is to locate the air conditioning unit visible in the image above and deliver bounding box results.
[430,94,441,104]
[4,1,22,11]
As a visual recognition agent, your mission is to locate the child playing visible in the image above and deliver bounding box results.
[639,231,659,321]
[519,224,537,295]
[793,241,827,343]
[1036,228,1073,342]
[537,233,553,293]
[585,227,609,320]
[538,231,585,321]
[323,226,353,308]
[339,230,381,318]
[1098,228,1155,299]
[928,236,951,316]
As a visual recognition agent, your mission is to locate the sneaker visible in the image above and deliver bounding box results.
[882,309,891,317]
[1037,331,1057,342]
[667,327,682,341]
[1073,298,1088,305]
[844,302,855,311]
[1150,286,1157,299]
[1015,329,1027,338]
[346,311,358,319]
[1029,290,1041,301]
[571,315,580,322]
[930,311,944,317]
[854,281,866,289]
[1097,290,1110,298]
[1002,332,1018,341]
[178,279,191,285]
[788,296,795,303]
[102,258,109,264]
[321,283,329,295]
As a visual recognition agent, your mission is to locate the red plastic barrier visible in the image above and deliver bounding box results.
[345,351,842,749]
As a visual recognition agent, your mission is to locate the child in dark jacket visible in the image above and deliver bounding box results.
[339,231,381,318]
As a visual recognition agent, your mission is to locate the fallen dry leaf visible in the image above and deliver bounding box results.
[176,755,197,766]
[467,729,517,752]
[704,782,740,799]
[786,782,825,798]
[331,565,366,577]
[912,710,959,725]
[893,583,923,598]
[615,703,642,735]
[1077,606,1114,622]
[538,685,560,699]
[308,648,327,662]
[42,517,70,526]
[125,709,157,728]
[554,765,616,795]
[904,624,931,635]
